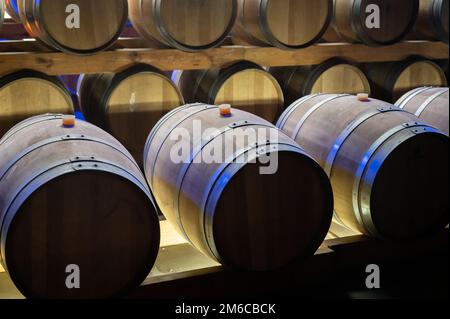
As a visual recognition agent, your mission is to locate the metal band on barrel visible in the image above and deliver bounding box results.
[148,104,217,188]
[415,88,448,117]
[0,134,139,183]
[276,94,321,129]
[202,142,305,262]
[143,103,203,168]
[174,121,274,246]
[0,157,153,269]
[352,122,434,236]
[395,87,431,108]
[291,94,351,141]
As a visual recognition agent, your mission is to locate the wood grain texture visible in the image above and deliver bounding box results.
[365,57,448,102]
[396,87,449,135]
[18,0,127,54]
[128,0,236,51]
[176,63,284,123]
[332,0,419,46]
[0,41,447,75]
[270,59,371,105]
[233,0,332,49]
[0,72,74,137]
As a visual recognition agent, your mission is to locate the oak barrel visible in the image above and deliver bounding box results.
[0,70,74,138]
[17,0,128,54]
[143,104,334,271]
[173,62,285,124]
[77,64,184,166]
[277,94,449,240]
[269,59,371,105]
[396,87,449,135]
[233,0,332,49]
[409,0,449,42]
[0,114,160,298]
[326,0,419,46]
[364,56,448,103]
[128,0,237,51]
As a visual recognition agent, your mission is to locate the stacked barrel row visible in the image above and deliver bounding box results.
[1,61,449,297]
[1,0,448,53]
[1,56,447,162]
[0,94,448,299]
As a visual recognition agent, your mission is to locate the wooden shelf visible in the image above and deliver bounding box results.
[0,41,448,76]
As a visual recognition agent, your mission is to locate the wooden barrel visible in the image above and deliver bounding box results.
[17,0,128,54]
[143,104,334,271]
[0,114,160,298]
[365,56,448,103]
[4,0,19,22]
[77,64,184,167]
[328,0,419,46]
[233,0,332,49]
[269,59,371,105]
[128,0,237,51]
[174,62,285,124]
[277,94,449,240]
[396,87,449,136]
[0,70,74,138]
[409,0,449,42]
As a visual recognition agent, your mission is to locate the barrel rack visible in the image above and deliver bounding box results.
[0,18,449,299]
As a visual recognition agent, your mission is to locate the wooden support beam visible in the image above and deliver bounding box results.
[0,41,447,75]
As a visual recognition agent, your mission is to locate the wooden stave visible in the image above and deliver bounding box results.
[128,0,238,52]
[233,0,333,49]
[364,56,448,103]
[17,0,128,55]
[396,86,449,136]
[332,0,420,46]
[175,61,285,124]
[269,58,371,105]
[0,69,74,138]
[0,114,160,299]
[143,104,334,271]
[277,94,449,240]
[77,64,184,166]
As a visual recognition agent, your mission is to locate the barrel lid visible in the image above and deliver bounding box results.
[262,0,332,48]
[210,62,284,124]
[306,59,371,96]
[0,70,74,137]
[103,65,184,160]
[369,131,449,240]
[211,149,334,271]
[156,0,237,49]
[3,170,160,298]
[37,0,127,53]
[392,59,448,102]
[351,0,419,45]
